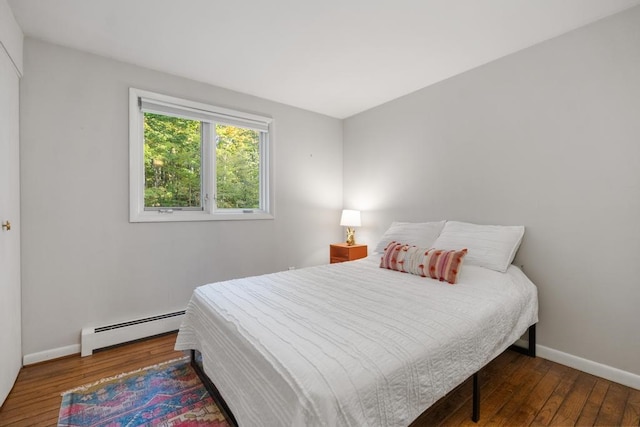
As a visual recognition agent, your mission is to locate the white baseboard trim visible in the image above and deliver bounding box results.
[515,339,640,390]
[23,344,80,366]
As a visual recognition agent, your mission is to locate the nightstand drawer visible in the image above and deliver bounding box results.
[330,243,367,263]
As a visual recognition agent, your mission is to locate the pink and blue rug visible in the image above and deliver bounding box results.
[58,357,229,427]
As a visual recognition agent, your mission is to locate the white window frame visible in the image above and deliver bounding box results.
[129,88,273,222]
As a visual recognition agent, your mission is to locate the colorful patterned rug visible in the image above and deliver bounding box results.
[58,357,229,427]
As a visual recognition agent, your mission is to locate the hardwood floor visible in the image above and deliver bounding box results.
[412,351,639,426]
[0,333,184,426]
[0,333,638,426]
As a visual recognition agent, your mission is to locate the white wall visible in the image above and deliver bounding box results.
[344,6,640,378]
[20,39,344,357]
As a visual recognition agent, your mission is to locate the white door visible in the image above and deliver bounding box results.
[0,46,22,406]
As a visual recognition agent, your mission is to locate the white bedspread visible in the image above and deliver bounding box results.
[175,256,538,427]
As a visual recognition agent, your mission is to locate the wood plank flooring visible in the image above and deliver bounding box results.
[0,333,638,426]
[0,333,184,426]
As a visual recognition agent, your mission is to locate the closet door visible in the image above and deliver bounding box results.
[0,46,21,406]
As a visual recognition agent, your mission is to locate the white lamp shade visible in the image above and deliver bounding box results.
[340,209,361,227]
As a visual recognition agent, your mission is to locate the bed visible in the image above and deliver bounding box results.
[175,221,538,426]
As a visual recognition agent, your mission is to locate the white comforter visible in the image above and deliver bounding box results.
[175,256,538,427]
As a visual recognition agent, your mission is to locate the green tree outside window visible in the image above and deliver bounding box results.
[143,113,260,210]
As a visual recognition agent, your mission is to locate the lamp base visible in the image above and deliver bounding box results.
[345,227,356,246]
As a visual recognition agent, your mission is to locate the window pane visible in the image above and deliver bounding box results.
[143,113,202,208]
[215,124,260,209]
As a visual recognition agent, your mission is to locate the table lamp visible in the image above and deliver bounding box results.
[340,209,361,246]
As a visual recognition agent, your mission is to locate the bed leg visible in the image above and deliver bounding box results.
[472,372,480,423]
[528,324,536,357]
[508,323,537,358]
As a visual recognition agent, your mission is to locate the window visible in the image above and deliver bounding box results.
[129,88,273,222]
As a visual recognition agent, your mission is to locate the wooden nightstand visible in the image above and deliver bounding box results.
[330,243,368,264]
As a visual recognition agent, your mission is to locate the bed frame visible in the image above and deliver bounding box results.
[190,323,536,426]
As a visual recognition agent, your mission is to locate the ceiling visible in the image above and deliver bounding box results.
[8,0,640,118]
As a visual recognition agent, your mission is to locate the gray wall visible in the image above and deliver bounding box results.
[344,7,640,375]
[20,39,343,355]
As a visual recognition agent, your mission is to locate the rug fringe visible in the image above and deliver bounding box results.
[60,355,190,396]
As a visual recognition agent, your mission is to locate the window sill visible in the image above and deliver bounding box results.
[129,210,274,223]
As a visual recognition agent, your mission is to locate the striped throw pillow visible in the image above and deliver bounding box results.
[380,241,467,284]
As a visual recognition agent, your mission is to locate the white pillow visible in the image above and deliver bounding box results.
[431,221,524,272]
[373,221,446,254]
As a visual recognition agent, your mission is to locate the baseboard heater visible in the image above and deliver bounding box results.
[81,310,185,357]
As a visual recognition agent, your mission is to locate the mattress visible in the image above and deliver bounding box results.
[175,256,538,426]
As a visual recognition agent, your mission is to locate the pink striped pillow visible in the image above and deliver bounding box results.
[380,241,467,284]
